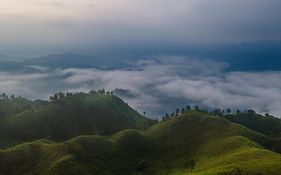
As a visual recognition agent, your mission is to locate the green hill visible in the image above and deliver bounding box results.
[223,112,281,137]
[1,111,281,175]
[0,92,156,148]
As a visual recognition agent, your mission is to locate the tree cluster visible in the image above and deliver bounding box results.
[162,105,201,121]
[161,104,272,122]
[209,108,257,116]
[49,89,114,102]
[0,93,21,101]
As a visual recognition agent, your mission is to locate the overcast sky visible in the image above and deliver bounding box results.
[0,1,281,118]
[1,0,281,56]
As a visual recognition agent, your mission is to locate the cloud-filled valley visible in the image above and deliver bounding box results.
[1,56,281,119]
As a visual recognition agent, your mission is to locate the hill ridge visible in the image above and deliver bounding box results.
[1,111,281,175]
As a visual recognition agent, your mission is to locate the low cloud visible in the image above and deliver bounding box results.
[25,65,50,71]
[0,72,50,98]
[58,57,281,118]
[1,57,281,119]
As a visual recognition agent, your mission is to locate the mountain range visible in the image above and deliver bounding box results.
[2,42,281,71]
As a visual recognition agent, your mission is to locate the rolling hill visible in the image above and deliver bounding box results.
[223,112,281,138]
[1,111,281,175]
[0,91,156,148]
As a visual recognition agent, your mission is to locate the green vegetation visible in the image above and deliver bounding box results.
[0,93,281,174]
[0,91,156,148]
[223,112,281,137]
[1,111,281,175]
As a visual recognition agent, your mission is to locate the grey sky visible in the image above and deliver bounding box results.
[0,0,281,56]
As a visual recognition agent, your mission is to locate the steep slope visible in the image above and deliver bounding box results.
[1,111,281,175]
[0,93,156,148]
[223,113,281,137]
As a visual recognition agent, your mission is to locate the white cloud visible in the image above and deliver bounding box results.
[57,57,281,118]
[0,72,50,98]
[1,57,281,119]
[25,65,49,71]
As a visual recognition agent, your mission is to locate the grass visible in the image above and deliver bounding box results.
[1,111,281,175]
[223,112,281,137]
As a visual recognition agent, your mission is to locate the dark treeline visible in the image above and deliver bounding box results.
[49,89,114,102]
[0,90,115,119]
[162,105,274,121]
[162,105,213,121]
[162,105,281,140]
[0,89,114,103]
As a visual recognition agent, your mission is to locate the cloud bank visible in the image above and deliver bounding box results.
[0,57,281,119]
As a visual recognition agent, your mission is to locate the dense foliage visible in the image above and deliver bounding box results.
[0,91,156,148]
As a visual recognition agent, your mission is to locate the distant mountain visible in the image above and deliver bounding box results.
[3,44,281,72]
[22,53,129,69]
[0,53,105,71]
[0,54,23,61]
[0,54,26,71]
[0,92,156,148]
[24,53,101,68]
[1,111,281,175]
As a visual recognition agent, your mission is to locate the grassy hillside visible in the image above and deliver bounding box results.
[1,111,281,175]
[145,112,281,175]
[0,92,156,148]
[222,112,281,153]
[223,112,281,137]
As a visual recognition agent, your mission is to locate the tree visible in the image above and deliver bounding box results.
[171,113,175,117]
[51,94,59,102]
[186,105,191,111]
[1,93,9,101]
[176,108,180,116]
[195,106,199,111]
[226,108,231,115]
[58,92,65,100]
[101,89,105,94]
[143,111,146,116]
[213,109,220,116]
[66,92,73,97]
[247,109,256,115]
[10,94,15,99]
[89,90,96,95]
[181,108,185,114]
[163,113,170,121]
[97,89,105,94]
[236,109,240,114]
